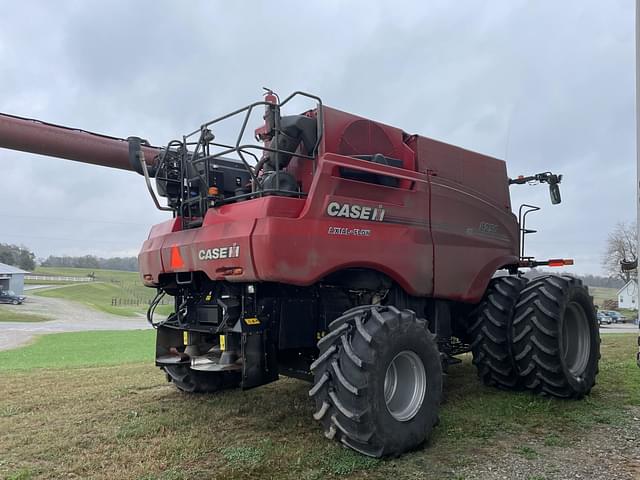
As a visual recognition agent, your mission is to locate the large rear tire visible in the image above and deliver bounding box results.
[310,305,442,458]
[469,276,527,389]
[164,365,240,394]
[511,275,600,398]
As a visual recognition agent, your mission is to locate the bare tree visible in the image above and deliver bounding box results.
[602,221,637,282]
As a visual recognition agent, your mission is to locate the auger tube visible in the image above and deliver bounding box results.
[0,112,160,172]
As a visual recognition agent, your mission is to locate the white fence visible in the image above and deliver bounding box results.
[25,275,93,282]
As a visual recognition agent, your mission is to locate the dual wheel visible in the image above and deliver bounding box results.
[470,274,600,398]
[309,274,600,458]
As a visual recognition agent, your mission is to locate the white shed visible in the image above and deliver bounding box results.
[617,280,638,310]
[0,262,30,296]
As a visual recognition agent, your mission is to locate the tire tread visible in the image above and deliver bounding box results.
[469,276,527,389]
[511,275,600,398]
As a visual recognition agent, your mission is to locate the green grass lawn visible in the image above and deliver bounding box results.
[35,282,149,317]
[0,332,639,479]
[0,330,154,370]
[30,267,172,318]
[0,307,50,323]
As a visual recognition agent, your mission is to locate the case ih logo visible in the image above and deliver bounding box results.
[198,244,240,260]
[326,202,386,222]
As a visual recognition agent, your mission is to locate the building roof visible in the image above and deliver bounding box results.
[0,262,30,275]
[617,279,638,296]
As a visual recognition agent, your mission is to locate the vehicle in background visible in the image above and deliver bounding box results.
[601,310,626,323]
[0,290,25,305]
[597,311,612,325]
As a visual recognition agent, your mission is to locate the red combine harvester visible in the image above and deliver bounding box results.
[0,91,600,457]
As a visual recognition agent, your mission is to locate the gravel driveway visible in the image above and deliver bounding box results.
[452,408,640,480]
[600,322,640,334]
[0,295,150,351]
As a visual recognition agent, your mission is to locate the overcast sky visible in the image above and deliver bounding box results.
[0,0,634,275]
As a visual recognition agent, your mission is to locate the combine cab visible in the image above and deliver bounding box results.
[0,91,600,457]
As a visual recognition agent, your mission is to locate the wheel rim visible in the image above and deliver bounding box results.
[561,301,591,376]
[383,350,426,422]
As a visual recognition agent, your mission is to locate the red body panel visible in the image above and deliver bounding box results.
[410,136,518,301]
[253,154,433,295]
[138,106,519,304]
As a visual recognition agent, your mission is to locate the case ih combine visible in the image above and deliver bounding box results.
[0,91,600,457]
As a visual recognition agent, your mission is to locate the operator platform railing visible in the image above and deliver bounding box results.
[160,92,323,227]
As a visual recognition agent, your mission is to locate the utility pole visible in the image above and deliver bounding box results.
[637,0,640,365]
[636,0,639,310]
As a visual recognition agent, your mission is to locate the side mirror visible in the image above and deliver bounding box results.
[549,183,561,204]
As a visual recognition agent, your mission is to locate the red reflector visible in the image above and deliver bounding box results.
[217,267,243,276]
[548,259,574,267]
[170,245,185,269]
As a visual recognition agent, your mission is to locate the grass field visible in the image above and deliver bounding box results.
[1,331,639,479]
[589,286,618,308]
[0,307,49,323]
[30,267,172,318]
[0,330,154,370]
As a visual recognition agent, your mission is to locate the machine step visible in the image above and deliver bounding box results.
[191,353,243,372]
[155,355,190,366]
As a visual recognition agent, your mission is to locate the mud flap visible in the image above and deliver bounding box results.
[240,331,279,389]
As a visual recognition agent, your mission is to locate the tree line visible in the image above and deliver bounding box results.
[40,255,138,271]
[0,243,36,271]
[0,243,138,272]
